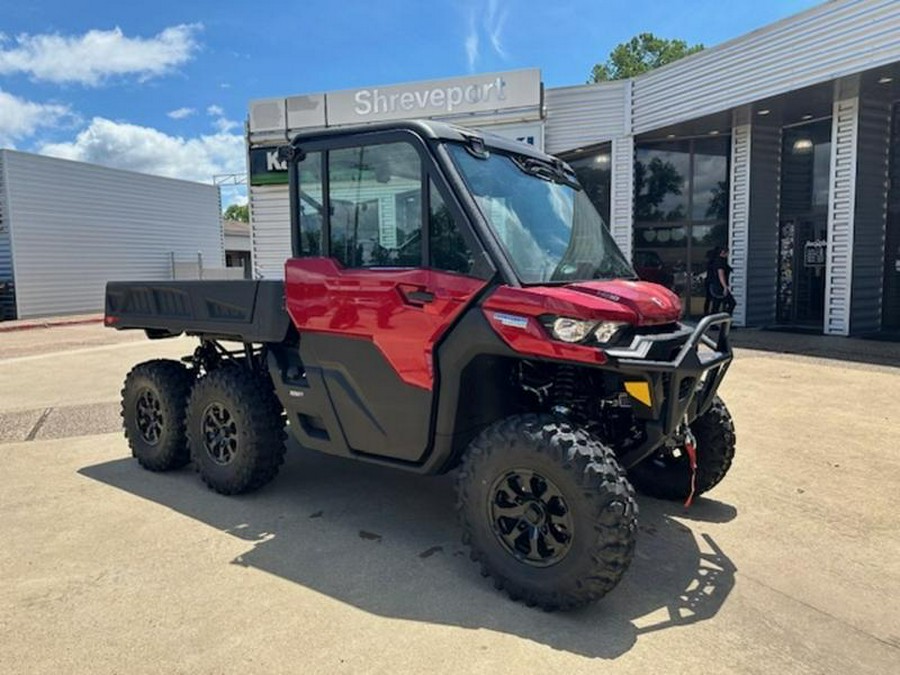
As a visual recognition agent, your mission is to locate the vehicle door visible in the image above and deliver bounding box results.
[284,131,492,463]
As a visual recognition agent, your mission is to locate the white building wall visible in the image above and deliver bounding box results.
[250,185,291,279]
[824,95,861,335]
[543,81,630,154]
[2,150,223,318]
[632,0,900,134]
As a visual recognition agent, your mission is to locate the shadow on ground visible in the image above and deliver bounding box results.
[80,444,737,659]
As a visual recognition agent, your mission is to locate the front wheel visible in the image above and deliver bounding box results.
[456,414,638,611]
[628,396,736,501]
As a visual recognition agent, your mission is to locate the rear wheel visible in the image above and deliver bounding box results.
[186,366,286,495]
[456,414,638,611]
[629,396,736,501]
[121,359,194,471]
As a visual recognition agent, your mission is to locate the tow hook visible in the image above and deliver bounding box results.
[682,424,699,508]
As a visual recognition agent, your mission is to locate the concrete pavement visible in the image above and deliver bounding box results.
[0,325,898,673]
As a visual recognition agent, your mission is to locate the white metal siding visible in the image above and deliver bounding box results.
[3,151,223,318]
[632,0,900,134]
[544,81,629,154]
[250,185,291,279]
[825,97,860,335]
[610,137,634,260]
[0,152,15,319]
[728,124,752,327]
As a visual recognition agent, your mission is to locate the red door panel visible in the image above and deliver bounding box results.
[285,258,488,390]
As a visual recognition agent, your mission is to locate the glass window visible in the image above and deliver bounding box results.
[566,146,612,227]
[297,152,323,256]
[692,137,730,220]
[448,144,633,284]
[635,141,690,222]
[429,179,473,275]
[634,136,730,317]
[328,142,423,268]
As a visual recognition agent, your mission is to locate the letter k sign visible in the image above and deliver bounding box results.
[267,151,287,172]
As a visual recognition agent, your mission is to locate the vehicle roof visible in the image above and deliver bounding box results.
[288,118,553,162]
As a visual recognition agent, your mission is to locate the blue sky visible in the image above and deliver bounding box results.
[1,0,821,206]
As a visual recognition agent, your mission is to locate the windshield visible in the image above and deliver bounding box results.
[447,143,635,284]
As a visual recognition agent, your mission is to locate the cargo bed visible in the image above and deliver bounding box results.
[105,280,290,343]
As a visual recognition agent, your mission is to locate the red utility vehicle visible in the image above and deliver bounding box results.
[107,120,735,610]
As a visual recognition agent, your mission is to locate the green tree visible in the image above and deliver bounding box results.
[589,33,704,82]
[223,203,249,222]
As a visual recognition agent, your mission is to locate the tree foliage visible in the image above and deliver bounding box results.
[223,203,249,222]
[590,33,704,83]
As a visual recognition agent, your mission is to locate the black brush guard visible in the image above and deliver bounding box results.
[608,313,733,469]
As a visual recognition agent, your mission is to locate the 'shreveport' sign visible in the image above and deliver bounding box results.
[326,69,541,126]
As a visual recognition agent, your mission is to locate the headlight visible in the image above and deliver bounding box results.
[551,317,596,343]
[594,320,628,344]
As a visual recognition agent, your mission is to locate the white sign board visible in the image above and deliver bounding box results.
[326,69,541,126]
[480,121,545,151]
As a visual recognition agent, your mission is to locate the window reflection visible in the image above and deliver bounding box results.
[634,137,730,316]
[565,144,612,227]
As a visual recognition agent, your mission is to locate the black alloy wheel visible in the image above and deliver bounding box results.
[489,469,574,567]
[201,403,239,465]
[135,388,164,445]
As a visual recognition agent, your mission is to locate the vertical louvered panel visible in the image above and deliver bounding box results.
[3,151,223,319]
[850,89,891,334]
[0,151,16,319]
[632,0,900,133]
[824,97,860,335]
[745,121,782,326]
[728,124,751,327]
[610,137,634,260]
[250,185,291,279]
[543,82,629,154]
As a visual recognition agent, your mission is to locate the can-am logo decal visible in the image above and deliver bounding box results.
[492,312,529,329]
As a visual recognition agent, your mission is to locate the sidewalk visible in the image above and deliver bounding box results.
[730,327,900,368]
[0,313,103,333]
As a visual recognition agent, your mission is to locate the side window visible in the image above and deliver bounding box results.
[429,179,474,275]
[297,151,324,256]
[328,142,422,268]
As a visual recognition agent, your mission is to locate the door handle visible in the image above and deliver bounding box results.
[399,285,435,305]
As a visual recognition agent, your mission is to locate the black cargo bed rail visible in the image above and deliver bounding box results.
[105,280,290,344]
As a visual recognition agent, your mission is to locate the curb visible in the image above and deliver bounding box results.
[0,316,103,333]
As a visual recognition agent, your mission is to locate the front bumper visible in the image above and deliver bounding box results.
[605,313,733,469]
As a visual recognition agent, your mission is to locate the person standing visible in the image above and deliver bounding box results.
[703,248,718,315]
[710,246,736,315]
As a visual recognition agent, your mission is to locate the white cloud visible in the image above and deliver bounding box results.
[206,104,224,117]
[464,1,509,70]
[0,88,73,147]
[38,117,244,183]
[0,24,201,86]
[465,11,479,71]
[167,106,195,120]
[485,0,508,58]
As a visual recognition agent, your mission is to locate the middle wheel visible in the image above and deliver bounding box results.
[186,366,286,495]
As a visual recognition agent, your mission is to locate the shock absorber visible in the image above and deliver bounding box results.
[552,365,586,418]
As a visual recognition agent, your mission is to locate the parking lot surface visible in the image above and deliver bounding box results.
[1,325,898,673]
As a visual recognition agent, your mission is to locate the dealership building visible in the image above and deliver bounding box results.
[0,150,226,320]
[247,0,900,337]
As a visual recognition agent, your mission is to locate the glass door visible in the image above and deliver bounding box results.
[777,119,832,326]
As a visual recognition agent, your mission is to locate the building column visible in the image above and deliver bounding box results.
[849,78,892,334]
[610,136,634,261]
[728,113,751,327]
[744,112,782,327]
[824,84,860,336]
